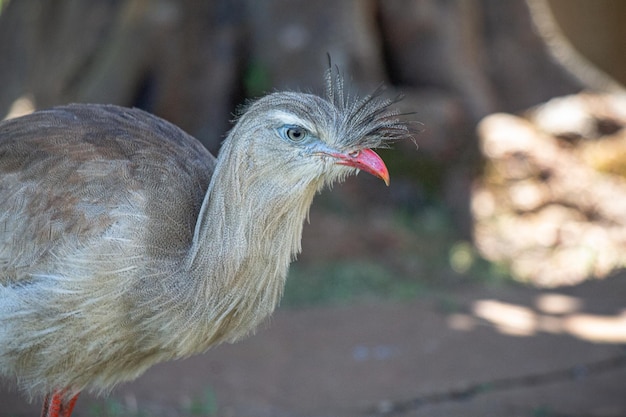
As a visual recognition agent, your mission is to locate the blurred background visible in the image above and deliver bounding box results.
[1,0,626,416]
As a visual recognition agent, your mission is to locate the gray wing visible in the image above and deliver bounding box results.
[0,104,216,285]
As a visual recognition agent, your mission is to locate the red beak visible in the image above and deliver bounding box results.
[333,149,390,186]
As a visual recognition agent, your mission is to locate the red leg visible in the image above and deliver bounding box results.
[41,391,80,417]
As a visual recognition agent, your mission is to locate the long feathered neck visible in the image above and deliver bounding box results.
[182,126,318,348]
[169,69,409,354]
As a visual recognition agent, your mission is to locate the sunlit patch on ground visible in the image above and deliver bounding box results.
[447,291,626,344]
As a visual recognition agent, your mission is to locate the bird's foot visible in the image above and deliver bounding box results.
[41,390,80,417]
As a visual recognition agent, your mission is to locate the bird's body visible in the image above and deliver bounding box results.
[0,72,407,416]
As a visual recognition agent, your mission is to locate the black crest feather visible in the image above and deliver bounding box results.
[323,65,412,150]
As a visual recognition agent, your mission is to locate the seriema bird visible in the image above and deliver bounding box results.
[0,70,409,417]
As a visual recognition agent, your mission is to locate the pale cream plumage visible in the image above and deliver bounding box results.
[0,70,408,416]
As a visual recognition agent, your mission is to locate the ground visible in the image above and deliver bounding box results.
[3,271,625,417]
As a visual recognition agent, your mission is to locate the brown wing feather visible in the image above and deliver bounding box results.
[0,104,216,285]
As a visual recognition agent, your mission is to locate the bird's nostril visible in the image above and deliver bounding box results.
[349,150,360,158]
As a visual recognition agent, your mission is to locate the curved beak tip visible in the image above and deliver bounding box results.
[381,172,390,187]
[335,149,390,186]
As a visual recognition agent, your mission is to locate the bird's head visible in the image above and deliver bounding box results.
[221,70,410,193]
[188,70,412,312]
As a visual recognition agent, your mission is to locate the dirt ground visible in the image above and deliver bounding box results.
[3,271,625,417]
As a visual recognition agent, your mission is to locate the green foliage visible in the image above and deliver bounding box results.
[84,387,218,417]
[244,61,271,98]
[186,388,218,416]
[377,149,445,197]
[532,406,557,417]
[283,203,513,309]
[87,399,128,417]
[283,260,426,307]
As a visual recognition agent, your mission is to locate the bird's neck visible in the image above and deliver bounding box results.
[183,150,318,348]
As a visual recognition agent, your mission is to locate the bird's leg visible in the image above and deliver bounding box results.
[41,391,80,417]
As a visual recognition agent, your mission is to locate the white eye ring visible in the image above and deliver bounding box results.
[278,125,309,143]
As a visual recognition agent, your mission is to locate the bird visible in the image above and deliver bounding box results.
[0,69,409,417]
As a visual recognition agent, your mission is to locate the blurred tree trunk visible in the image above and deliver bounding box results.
[0,0,621,235]
[0,0,244,153]
[545,0,626,88]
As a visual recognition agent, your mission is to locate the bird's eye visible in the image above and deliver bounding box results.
[278,125,309,143]
[287,127,305,141]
